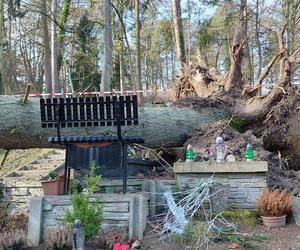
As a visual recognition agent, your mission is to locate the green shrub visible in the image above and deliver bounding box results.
[85,161,101,193]
[64,162,103,240]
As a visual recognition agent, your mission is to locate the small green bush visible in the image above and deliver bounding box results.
[85,162,101,193]
[64,162,103,240]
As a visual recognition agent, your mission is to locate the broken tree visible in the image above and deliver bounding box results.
[174,8,300,168]
[0,96,227,150]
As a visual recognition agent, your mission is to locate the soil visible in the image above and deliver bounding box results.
[180,119,300,196]
[141,220,300,250]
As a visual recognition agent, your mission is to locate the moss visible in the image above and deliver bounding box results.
[223,209,258,226]
[230,116,249,133]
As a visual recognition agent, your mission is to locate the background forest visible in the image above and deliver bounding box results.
[0,0,299,96]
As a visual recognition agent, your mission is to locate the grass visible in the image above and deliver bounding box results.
[0,148,56,176]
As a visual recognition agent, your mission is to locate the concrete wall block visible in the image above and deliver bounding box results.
[28,188,43,196]
[242,182,267,188]
[246,192,260,204]
[228,174,259,179]
[8,187,28,196]
[11,196,31,203]
[52,206,72,219]
[129,194,149,240]
[228,196,247,201]
[43,211,57,220]
[43,200,53,211]
[251,176,267,183]
[176,168,267,209]
[229,183,243,188]
[228,192,248,199]
[27,197,43,247]
[228,178,253,183]
[43,218,58,227]
[230,202,256,209]
[238,187,261,193]
[8,202,29,214]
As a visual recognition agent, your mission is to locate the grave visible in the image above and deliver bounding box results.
[174,160,268,209]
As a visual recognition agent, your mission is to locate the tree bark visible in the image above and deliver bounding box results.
[51,0,61,93]
[40,0,52,93]
[172,0,185,67]
[278,25,287,80]
[0,96,227,150]
[135,0,144,105]
[0,0,7,94]
[119,7,125,94]
[57,0,72,75]
[224,0,248,91]
[100,0,113,92]
[254,0,262,80]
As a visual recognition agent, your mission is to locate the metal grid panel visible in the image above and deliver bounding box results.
[40,95,139,128]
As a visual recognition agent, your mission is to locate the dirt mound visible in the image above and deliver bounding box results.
[262,92,300,170]
[183,120,300,195]
[185,120,270,161]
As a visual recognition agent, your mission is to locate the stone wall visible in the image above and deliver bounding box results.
[174,161,268,209]
[2,181,43,214]
[2,178,160,214]
[27,193,149,247]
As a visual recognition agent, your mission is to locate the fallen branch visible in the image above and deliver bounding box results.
[243,50,285,98]
[256,50,286,86]
[23,84,32,104]
[288,49,300,64]
[78,81,95,97]
[278,24,287,77]
[0,150,10,168]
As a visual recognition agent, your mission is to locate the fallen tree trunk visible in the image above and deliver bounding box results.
[0,96,228,149]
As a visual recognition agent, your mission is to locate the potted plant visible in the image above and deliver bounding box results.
[41,171,65,195]
[257,188,292,228]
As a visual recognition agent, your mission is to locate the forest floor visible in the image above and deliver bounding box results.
[142,218,300,250]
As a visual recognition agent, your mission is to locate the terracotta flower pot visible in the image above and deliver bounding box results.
[261,215,287,228]
[41,179,64,195]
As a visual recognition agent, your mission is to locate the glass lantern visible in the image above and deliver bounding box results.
[215,136,225,163]
[72,219,85,250]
